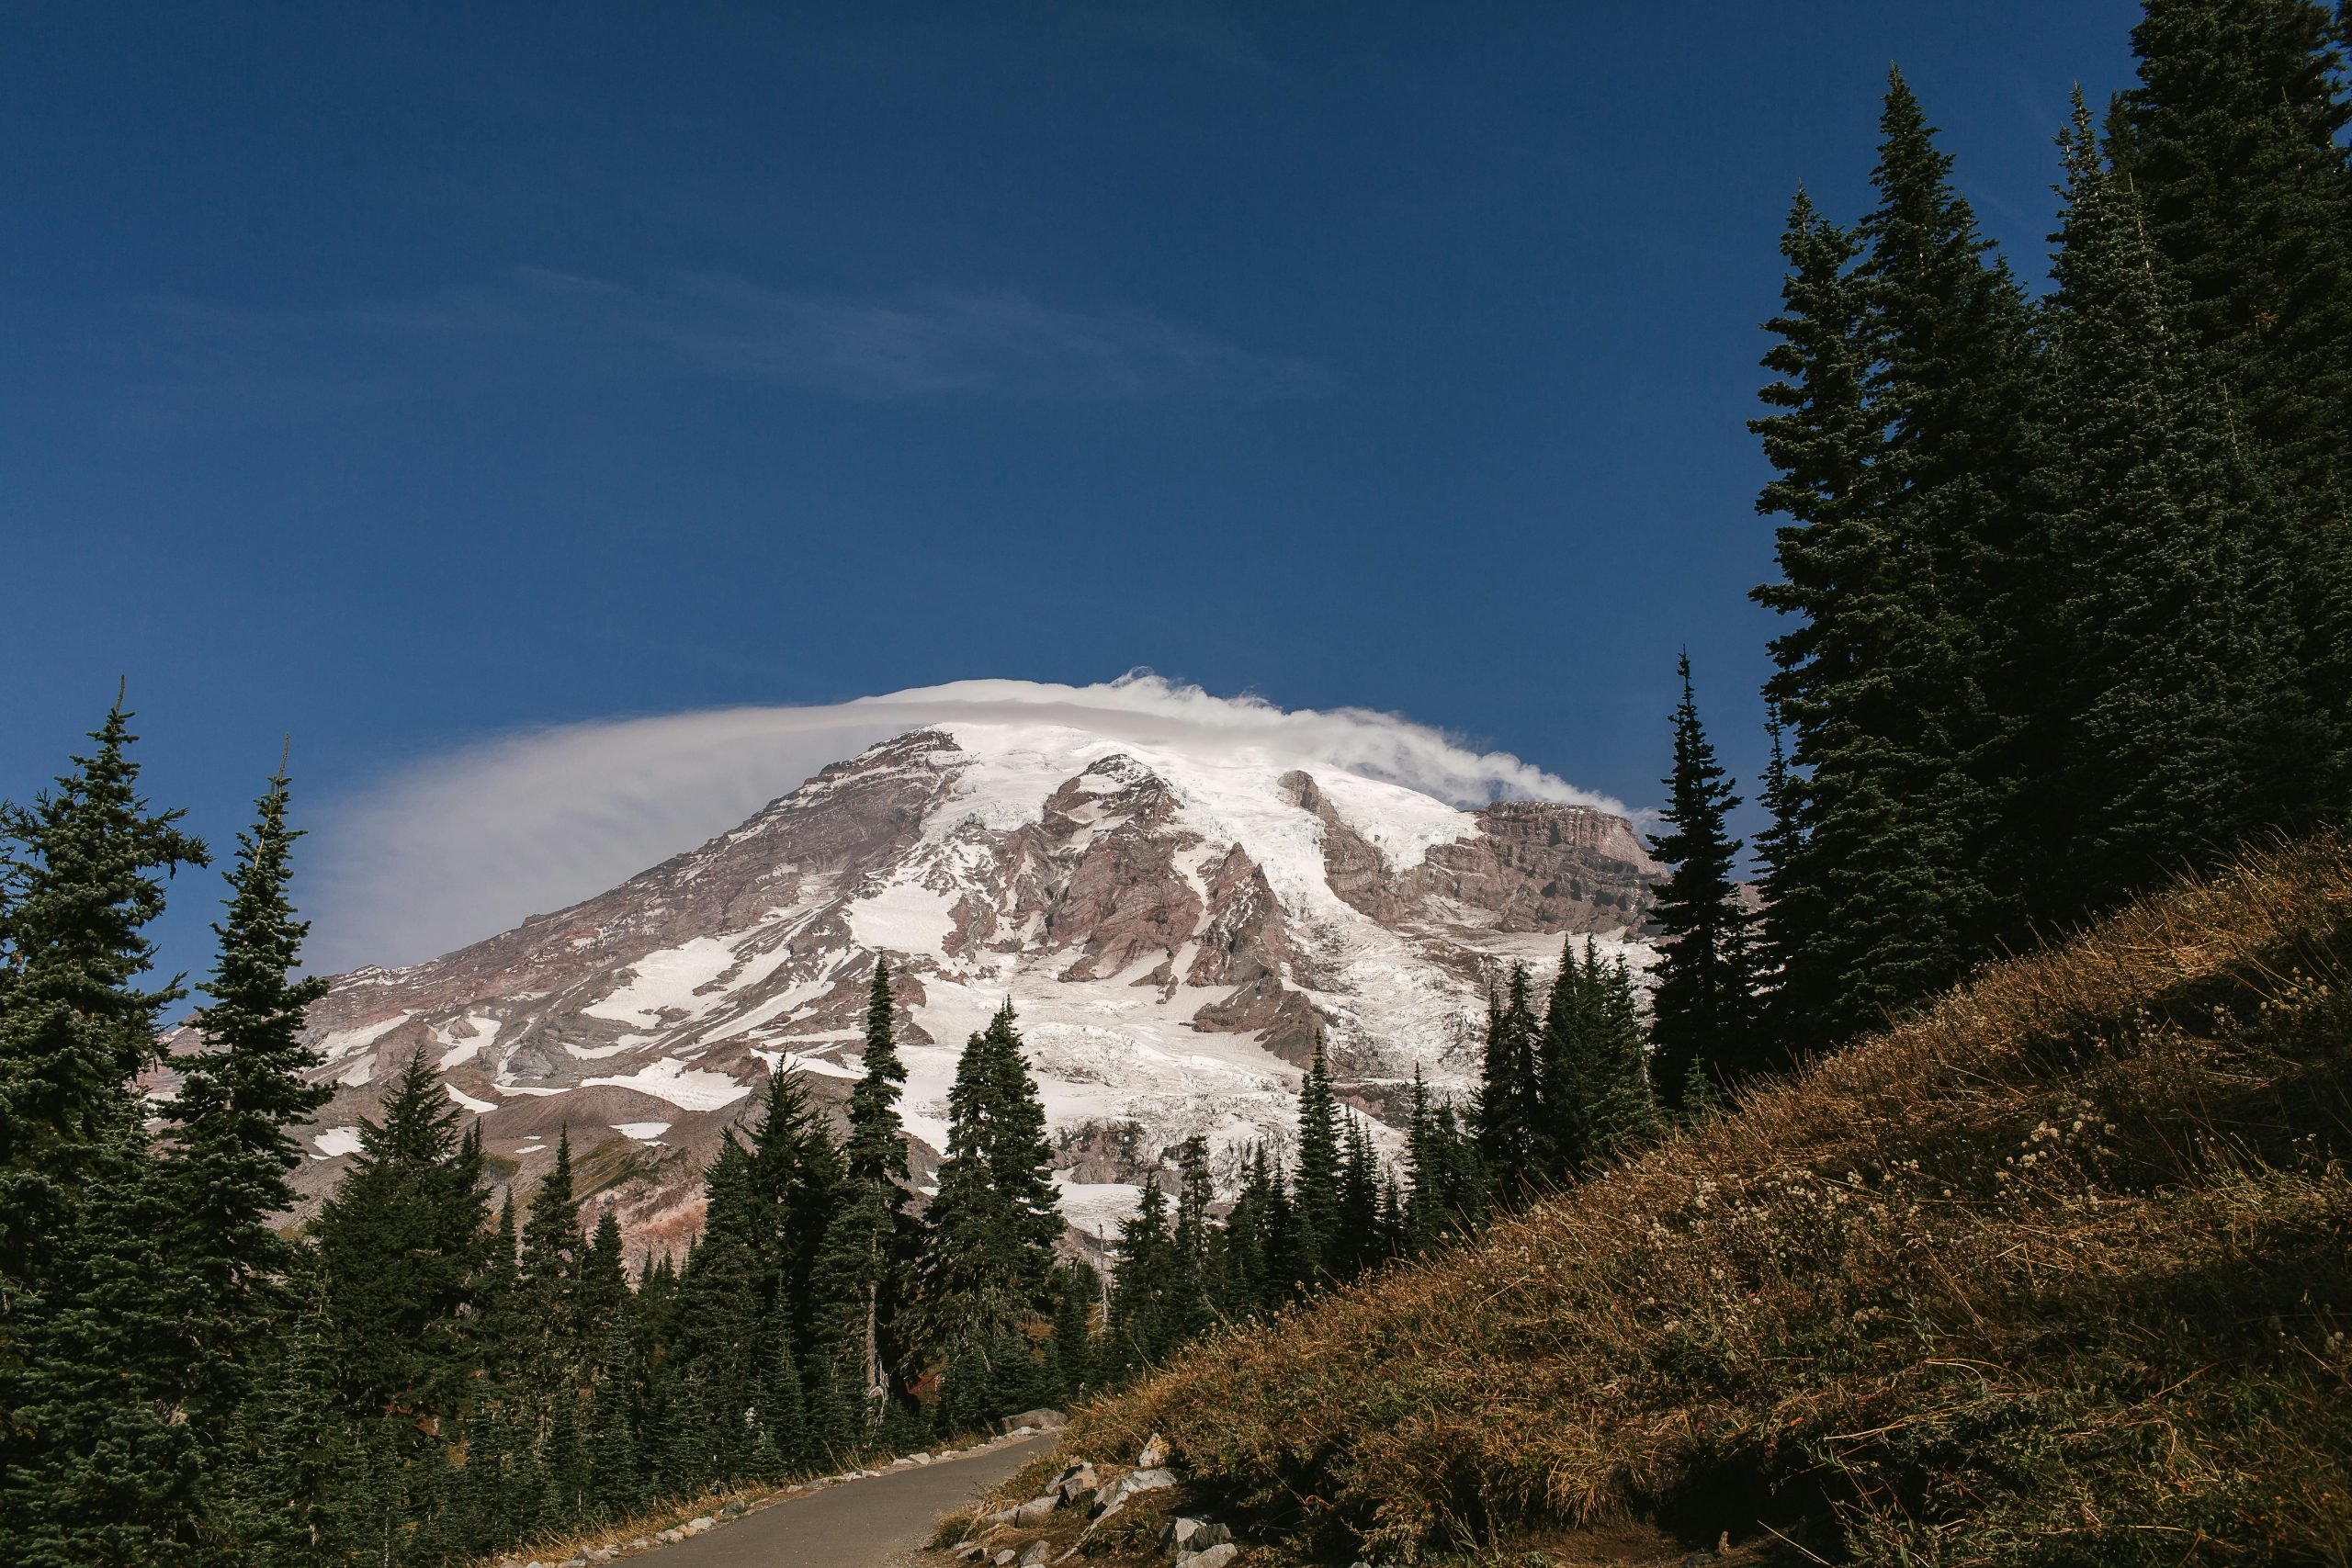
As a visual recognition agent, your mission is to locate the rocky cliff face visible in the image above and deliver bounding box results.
[266,723,1660,1259]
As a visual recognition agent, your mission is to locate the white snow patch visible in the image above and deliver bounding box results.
[581,938,739,1026]
[434,1014,502,1070]
[845,876,957,958]
[610,1122,672,1142]
[1055,1178,1144,1241]
[752,1047,863,1080]
[317,1011,412,1061]
[445,1083,496,1114]
[561,1040,638,1060]
[312,1126,364,1157]
[492,1082,570,1098]
[582,1057,752,1111]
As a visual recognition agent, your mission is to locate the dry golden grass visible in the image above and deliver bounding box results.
[1061,839,2352,1565]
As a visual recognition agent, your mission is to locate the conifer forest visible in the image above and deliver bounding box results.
[4,2,2349,1562]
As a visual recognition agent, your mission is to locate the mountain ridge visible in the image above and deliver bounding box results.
[236,722,1662,1258]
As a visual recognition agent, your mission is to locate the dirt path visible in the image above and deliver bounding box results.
[636,1434,1054,1568]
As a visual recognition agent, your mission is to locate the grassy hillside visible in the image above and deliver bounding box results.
[1063,840,2352,1564]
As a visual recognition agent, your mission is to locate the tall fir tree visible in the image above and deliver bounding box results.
[1105,1179,1177,1375]
[2115,0,2352,811]
[1760,72,2041,1044]
[1645,654,1759,1107]
[1291,1034,1344,1276]
[911,1004,1058,1433]
[1474,966,1544,1199]
[1168,1135,1219,1344]
[517,1125,585,1396]
[745,1064,839,1370]
[1857,68,2045,953]
[1403,1068,1481,1250]
[1045,1262,1102,1403]
[311,1047,490,1420]
[167,757,333,1443]
[810,957,913,1441]
[1333,1117,1383,1279]
[2041,94,2315,909]
[0,699,206,1294]
[1747,190,1873,1048]
[0,700,209,1564]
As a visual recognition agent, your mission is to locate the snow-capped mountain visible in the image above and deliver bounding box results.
[279,723,1661,1258]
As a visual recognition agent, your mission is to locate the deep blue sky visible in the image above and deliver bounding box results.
[6,2,2145,979]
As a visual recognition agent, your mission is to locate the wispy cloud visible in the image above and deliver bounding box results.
[649,278,1312,400]
[305,673,1625,973]
[129,268,1317,423]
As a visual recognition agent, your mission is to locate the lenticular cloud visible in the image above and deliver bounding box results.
[305,673,1625,974]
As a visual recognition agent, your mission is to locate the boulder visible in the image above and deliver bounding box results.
[1089,1467,1176,1520]
[1020,1544,1052,1567]
[1177,1546,1239,1568]
[1013,1496,1059,1529]
[1138,1433,1170,1468]
[1051,1461,1099,1501]
[1001,1407,1069,1433]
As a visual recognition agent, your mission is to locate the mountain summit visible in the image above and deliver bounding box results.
[276,722,1660,1254]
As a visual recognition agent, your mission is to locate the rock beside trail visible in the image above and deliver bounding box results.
[1177,1546,1239,1568]
[1001,1407,1069,1433]
[1090,1467,1176,1519]
[1162,1517,1232,1552]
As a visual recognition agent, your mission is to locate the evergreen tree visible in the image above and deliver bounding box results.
[0,700,209,1562]
[1584,948,1663,1156]
[911,1005,1057,1432]
[312,1047,490,1419]
[810,958,912,1441]
[1403,1068,1485,1249]
[1045,1262,1101,1402]
[576,1208,629,1347]
[6,1108,206,1564]
[1645,654,1759,1106]
[1334,1117,1381,1279]
[1167,1135,1217,1343]
[517,1125,585,1403]
[167,757,334,1443]
[1474,967,1544,1199]
[746,1065,838,1366]
[2041,93,2316,909]
[2116,0,2352,815]
[475,1187,524,1390]
[1747,190,1874,1048]
[218,1273,355,1564]
[673,1135,771,1485]
[0,700,205,1300]
[1857,68,2046,946]
[1105,1179,1176,1374]
[1211,1146,1283,1313]
[1762,73,2039,1044]
[1291,1034,1344,1275]
[1748,706,1804,1038]
[2116,0,2352,502]
[582,1323,645,1518]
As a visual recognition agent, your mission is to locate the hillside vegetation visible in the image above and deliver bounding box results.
[1064,840,2352,1564]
